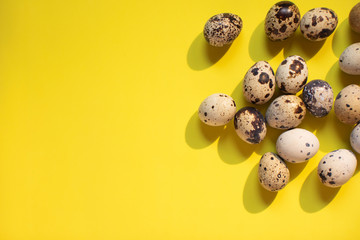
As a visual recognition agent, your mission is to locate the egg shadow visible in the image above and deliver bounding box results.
[217,124,259,165]
[297,104,330,132]
[332,18,360,58]
[248,20,285,62]
[312,111,352,153]
[287,161,309,182]
[354,152,360,176]
[283,30,326,61]
[325,60,360,92]
[299,168,340,213]
[185,111,225,149]
[187,32,231,71]
[354,152,360,175]
[243,163,278,213]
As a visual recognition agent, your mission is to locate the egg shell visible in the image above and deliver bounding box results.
[265,1,301,41]
[258,152,290,192]
[339,43,360,75]
[350,123,360,154]
[234,107,267,144]
[276,55,308,94]
[243,61,275,104]
[300,8,338,41]
[317,149,357,188]
[349,3,360,33]
[265,95,306,130]
[203,13,243,47]
[276,128,319,163]
[334,84,360,125]
[198,93,237,126]
[302,80,333,117]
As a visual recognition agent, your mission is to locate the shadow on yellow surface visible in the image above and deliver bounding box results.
[299,168,340,213]
[297,106,330,133]
[287,161,309,182]
[185,111,225,149]
[248,21,325,62]
[248,21,284,62]
[243,164,277,213]
[332,18,360,58]
[187,32,231,71]
[325,60,360,92]
[283,31,325,60]
[217,124,259,165]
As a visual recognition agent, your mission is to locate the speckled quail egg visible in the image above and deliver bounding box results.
[265,95,306,130]
[265,1,301,41]
[198,93,237,126]
[339,43,360,75]
[276,55,308,94]
[243,61,275,104]
[349,3,360,33]
[258,152,290,192]
[302,80,333,117]
[300,8,338,41]
[203,13,243,47]
[276,128,319,163]
[351,123,360,154]
[234,107,267,144]
[318,149,357,188]
[334,84,360,125]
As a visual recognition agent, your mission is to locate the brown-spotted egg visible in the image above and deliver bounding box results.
[276,55,308,94]
[198,93,237,126]
[349,3,360,33]
[258,152,290,192]
[350,122,360,154]
[302,80,333,117]
[265,95,306,130]
[243,61,275,104]
[339,43,360,75]
[234,107,267,144]
[318,149,357,188]
[334,84,360,125]
[276,128,319,163]
[203,13,243,47]
[300,8,338,41]
[265,1,301,41]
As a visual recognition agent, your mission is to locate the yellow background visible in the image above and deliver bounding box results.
[0,0,360,239]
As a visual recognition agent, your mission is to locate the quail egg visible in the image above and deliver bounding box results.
[258,152,290,192]
[276,55,308,94]
[265,1,301,41]
[302,80,333,117]
[350,122,360,154]
[339,42,360,75]
[300,8,338,41]
[276,128,319,163]
[203,13,243,47]
[234,107,267,144]
[349,3,360,33]
[334,84,360,125]
[265,95,306,129]
[318,149,357,188]
[243,61,275,104]
[198,93,237,126]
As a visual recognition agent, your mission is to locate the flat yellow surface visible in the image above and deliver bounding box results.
[1,0,360,239]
